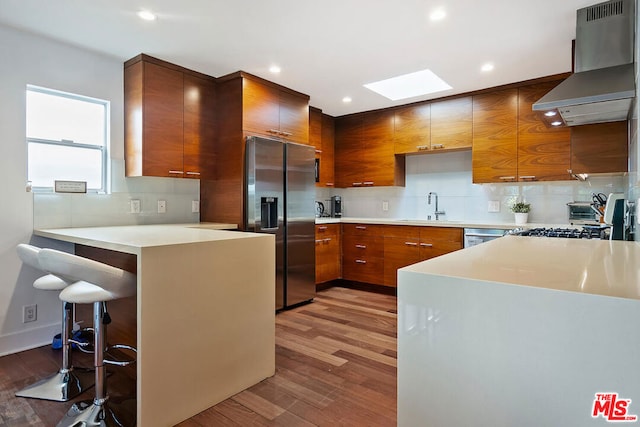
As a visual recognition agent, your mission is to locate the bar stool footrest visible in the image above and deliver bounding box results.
[104,344,137,367]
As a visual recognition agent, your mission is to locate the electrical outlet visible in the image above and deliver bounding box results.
[488,200,500,213]
[382,201,389,212]
[23,304,37,323]
[157,200,166,214]
[130,199,141,214]
[192,200,200,213]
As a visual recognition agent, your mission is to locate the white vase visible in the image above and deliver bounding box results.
[514,212,529,225]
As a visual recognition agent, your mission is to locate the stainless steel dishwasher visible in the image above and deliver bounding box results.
[463,228,508,248]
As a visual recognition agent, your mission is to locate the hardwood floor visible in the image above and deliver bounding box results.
[0,287,397,426]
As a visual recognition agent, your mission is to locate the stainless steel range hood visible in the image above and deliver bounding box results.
[532,0,635,126]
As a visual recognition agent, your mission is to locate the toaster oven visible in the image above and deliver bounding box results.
[567,201,600,225]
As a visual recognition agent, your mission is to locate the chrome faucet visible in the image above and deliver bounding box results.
[428,192,446,220]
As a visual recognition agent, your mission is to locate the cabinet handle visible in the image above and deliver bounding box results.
[404,242,418,246]
[355,259,367,264]
[352,182,363,186]
[363,181,374,186]
[185,171,201,176]
[280,131,293,137]
[417,145,429,151]
[519,175,537,181]
[326,183,335,186]
[355,244,367,249]
[169,170,184,175]
[355,226,367,230]
[499,176,516,181]
[267,129,280,134]
[420,243,433,247]
[432,144,444,149]
[318,226,328,230]
[315,149,323,154]
[323,238,332,243]
[315,239,323,244]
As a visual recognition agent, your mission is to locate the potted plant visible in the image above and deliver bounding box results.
[511,201,531,225]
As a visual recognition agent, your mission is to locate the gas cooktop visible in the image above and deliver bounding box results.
[514,227,607,239]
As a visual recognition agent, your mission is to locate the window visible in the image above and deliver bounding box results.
[26,85,109,192]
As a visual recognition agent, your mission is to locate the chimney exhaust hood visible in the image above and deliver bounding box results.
[532,0,635,126]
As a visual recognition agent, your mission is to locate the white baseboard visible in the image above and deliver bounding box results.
[0,322,60,357]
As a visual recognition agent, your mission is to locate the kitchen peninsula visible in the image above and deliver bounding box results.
[397,236,640,427]
[34,224,275,427]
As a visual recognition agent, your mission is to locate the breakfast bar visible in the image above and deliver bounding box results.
[398,236,640,427]
[34,224,276,427]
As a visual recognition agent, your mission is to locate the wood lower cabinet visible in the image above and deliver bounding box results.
[383,225,463,287]
[315,224,341,283]
[342,224,385,284]
[124,55,216,179]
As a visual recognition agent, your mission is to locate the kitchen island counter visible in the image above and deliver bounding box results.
[34,223,275,427]
[398,236,640,427]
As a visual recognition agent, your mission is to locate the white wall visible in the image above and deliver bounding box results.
[319,151,626,225]
[0,25,199,355]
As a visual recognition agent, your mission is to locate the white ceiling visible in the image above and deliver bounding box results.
[0,0,597,116]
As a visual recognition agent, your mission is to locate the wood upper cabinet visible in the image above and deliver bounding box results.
[430,97,473,151]
[517,81,571,181]
[571,121,628,174]
[335,111,404,188]
[394,103,431,154]
[124,55,216,179]
[315,224,341,283]
[472,89,518,183]
[319,113,335,187]
[242,75,309,144]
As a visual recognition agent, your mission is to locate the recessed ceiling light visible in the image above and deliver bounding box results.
[363,69,452,101]
[481,63,494,72]
[137,10,157,21]
[430,8,446,21]
[551,121,563,126]
[544,111,557,117]
[342,97,352,103]
[269,65,281,74]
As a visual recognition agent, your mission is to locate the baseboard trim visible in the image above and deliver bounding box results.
[317,279,397,296]
[0,322,59,357]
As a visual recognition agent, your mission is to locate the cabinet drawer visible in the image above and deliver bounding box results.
[316,223,340,238]
[342,235,383,258]
[342,223,385,236]
[382,225,421,238]
[420,227,463,243]
[342,255,384,284]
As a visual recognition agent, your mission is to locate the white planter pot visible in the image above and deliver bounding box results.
[514,212,529,225]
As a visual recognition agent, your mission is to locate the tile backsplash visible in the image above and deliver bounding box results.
[317,151,626,225]
[33,159,200,229]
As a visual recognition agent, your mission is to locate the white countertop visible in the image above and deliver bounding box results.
[401,235,640,300]
[316,217,575,230]
[34,222,247,255]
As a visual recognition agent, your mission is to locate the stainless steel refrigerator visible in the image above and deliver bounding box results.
[245,136,316,310]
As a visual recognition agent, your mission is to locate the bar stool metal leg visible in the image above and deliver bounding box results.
[15,301,94,401]
[56,302,130,427]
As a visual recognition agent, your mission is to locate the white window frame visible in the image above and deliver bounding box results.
[26,85,110,193]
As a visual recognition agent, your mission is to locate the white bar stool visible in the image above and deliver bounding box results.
[15,244,94,401]
[37,248,137,427]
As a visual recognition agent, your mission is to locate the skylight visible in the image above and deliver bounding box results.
[363,69,452,101]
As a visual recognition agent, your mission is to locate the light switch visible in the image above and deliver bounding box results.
[157,200,166,214]
[488,200,500,213]
[192,200,200,213]
[382,201,389,212]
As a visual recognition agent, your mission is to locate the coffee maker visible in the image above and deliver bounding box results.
[330,196,342,218]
